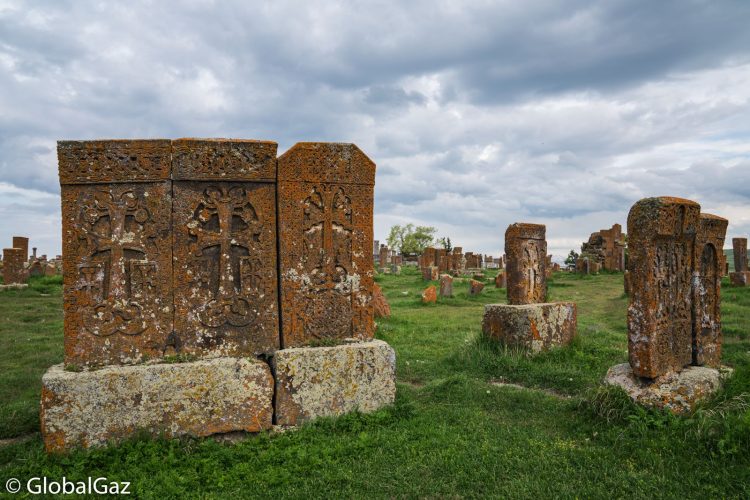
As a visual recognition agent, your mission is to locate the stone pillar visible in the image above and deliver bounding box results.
[12,236,28,261]
[379,245,389,268]
[58,140,174,368]
[626,197,700,379]
[505,223,547,305]
[693,214,728,367]
[32,247,37,259]
[171,139,280,357]
[733,238,747,272]
[2,248,25,284]
[278,143,375,348]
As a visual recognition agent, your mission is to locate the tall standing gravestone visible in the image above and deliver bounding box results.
[730,237,750,286]
[12,236,29,261]
[605,197,729,413]
[2,247,26,285]
[171,139,279,357]
[482,223,576,353]
[58,140,174,367]
[277,143,375,348]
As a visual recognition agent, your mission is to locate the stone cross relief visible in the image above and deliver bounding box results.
[76,190,155,336]
[189,186,263,328]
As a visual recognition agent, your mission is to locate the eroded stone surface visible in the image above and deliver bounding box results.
[482,302,577,353]
[59,140,173,367]
[505,223,547,305]
[692,213,727,367]
[469,279,484,296]
[273,340,396,426]
[495,272,506,288]
[627,197,700,379]
[278,143,375,348]
[733,237,748,272]
[172,139,279,357]
[372,283,390,318]
[40,357,274,452]
[2,248,25,285]
[12,236,28,261]
[604,363,730,414]
[439,274,453,297]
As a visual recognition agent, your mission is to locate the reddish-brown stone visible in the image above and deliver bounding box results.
[278,143,375,348]
[2,248,25,284]
[372,283,390,318]
[58,140,173,367]
[379,245,389,268]
[505,223,547,305]
[627,197,700,379]
[733,238,747,272]
[12,236,28,261]
[495,272,506,288]
[623,270,631,295]
[422,285,437,303]
[439,274,453,297]
[172,139,279,357]
[469,279,484,296]
[692,213,727,367]
[581,224,626,272]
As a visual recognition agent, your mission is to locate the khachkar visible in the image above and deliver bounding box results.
[730,237,750,286]
[482,223,577,353]
[605,197,730,413]
[40,139,395,453]
[2,247,27,288]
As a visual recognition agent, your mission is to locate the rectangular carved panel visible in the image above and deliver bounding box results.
[59,139,173,367]
[627,197,700,378]
[172,139,279,357]
[505,223,547,305]
[278,143,375,348]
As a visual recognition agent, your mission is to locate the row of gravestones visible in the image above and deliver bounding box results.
[478,198,731,413]
[2,237,62,287]
[40,139,396,453]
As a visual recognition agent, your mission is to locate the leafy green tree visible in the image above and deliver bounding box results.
[436,237,452,252]
[564,250,579,266]
[387,224,438,255]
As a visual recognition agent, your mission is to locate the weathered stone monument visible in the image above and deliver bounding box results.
[12,236,29,261]
[40,139,396,452]
[605,197,730,413]
[730,237,750,286]
[580,224,626,272]
[2,247,26,286]
[439,274,453,297]
[482,223,577,352]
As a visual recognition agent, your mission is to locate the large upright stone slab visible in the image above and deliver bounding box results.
[278,143,375,348]
[505,223,547,305]
[58,140,174,367]
[730,237,750,286]
[692,214,728,367]
[12,236,28,261]
[2,248,25,284]
[171,139,279,357]
[627,197,700,379]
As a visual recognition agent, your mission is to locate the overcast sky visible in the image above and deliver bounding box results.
[1,0,749,259]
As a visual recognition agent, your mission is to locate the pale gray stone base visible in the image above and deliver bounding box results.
[604,363,733,414]
[40,357,274,452]
[482,302,577,353]
[273,339,397,426]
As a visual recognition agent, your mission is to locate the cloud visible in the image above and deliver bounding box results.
[0,0,748,258]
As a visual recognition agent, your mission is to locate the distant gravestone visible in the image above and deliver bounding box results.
[12,236,28,261]
[2,248,25,285]
[439,274,453,297]
[730,237,750,285]
[505,223,546,305]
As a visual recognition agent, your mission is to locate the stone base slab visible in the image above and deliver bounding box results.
[730,271,750,286]
[482,302,577,353]
[0,283,28,291]
[40,357,274,452]
[604,363,732,414]
[273,339,396,426]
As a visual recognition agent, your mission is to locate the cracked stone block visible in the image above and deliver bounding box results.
[40,357,274,453]
[272,339,396,426]
[482,302,577,353]
[604,362,732,414]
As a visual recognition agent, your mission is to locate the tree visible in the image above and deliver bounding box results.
[387,224,438,255]
[564,250,579,266]
[436,237,452,252]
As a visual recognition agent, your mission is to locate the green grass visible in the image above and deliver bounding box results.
[1,269,749,498]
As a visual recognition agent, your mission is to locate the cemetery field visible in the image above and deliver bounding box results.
[1,270,749,498]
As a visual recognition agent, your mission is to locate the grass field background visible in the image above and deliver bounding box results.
[0,270,748,498]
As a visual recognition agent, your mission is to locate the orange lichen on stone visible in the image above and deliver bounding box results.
[422,285,437,303]
[372,283,391,318]
[277,143,375,348]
